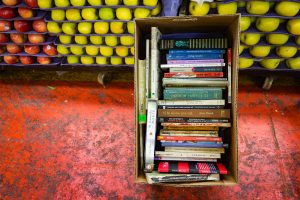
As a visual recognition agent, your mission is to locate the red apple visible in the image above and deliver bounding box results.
[4,55,19,64]
[43,44,57,56]
[0,21,13,32]
[10,33,27,44]
[19,56,35,64]
[0,45,6,54]
[32,20,47,33]
[0,33,9,42]
[14,20,32,32]
[28,34,45,44]
[2,0,20,6]
[18,7,36,19]
[37,56,51,64]
[6,43,23,54]
[24,0,38,8]
[0,8,17,19]
[24,45,40,54]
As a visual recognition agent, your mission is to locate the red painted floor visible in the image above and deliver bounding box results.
[0,79,299,199]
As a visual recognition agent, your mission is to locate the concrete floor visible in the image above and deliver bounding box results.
[0,73,299,199]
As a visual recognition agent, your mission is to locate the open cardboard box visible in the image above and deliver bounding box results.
[134,15,240,186]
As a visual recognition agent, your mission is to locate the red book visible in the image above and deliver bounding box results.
[157,135,222,142]
[164,72,224,78]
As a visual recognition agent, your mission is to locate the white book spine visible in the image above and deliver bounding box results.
[161,63,225,68]
[157,99,225,106]
[155,151,221,158]
[145,39,150,101]
[138,59,146,124]
[170,68,193,72]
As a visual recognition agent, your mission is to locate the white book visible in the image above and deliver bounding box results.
[164,147,225,153]
[155,151,221,158]
[162,78,229,87]
[145,39,150,100]
[144,100,158,172]
[138,59,146,124]
[170,68,194,72]
[161,63,225,68]
[150,27,161,100]
[154,157,218,162]
[158,99,225,106]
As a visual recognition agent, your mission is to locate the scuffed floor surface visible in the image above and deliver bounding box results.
[0,80,299,199]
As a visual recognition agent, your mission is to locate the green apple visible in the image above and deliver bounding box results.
[62,23,77,35]
[116,8,132,20]
[96,56,108,65]
[239,58,254,69]
[130,47,134,55]
[239,45,245,55]
[78,22,93,34]
[110,57,123,65]
[124,0,138,6]
[120,36,134,46]
[51,10,65,21]
[217,2,237,14]
[74,35,88,45]
[134,8,151,18]
[38,0,53,8]
[87,0,102,6]
[90,36,103,45]
[256,18,280,32]
[66,9,82,21]
[70,0,86,6]
[99,8,114,20]
[259,59,281,69]
[100,46,113,56]
[127,22,134,34]
[250,16,256,23]
[296,36,300,45]
[57,45,70,55]
[151,2,161,16]
[94,22,109,34]
[115,46,129,57]
[105,36,118,46]
[210,3,216,8]
[85,46,99,56]
[246,1,270,15]
[249,46,271,57]
[105,0,120,6]
[240,17,251,31]
[125,57,134,65]
[81,56,94,64]
[70,46,84,55]
[47,22,62,34]
[266,34,289,45]
[110,22,124,34]
[189,2,210,16]
[238,1,246,7]
[287,19,300,35]
[276,46,297,58]
[275,1,300,17]
[286,57,300,69]
[59,35,72,44]
[54,0,70,7]
[143,0,157,7]
[82,8,98,20]
[240,33,261,45]
[67,56,79,64]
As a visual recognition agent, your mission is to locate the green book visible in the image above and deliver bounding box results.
[163,87,223,100]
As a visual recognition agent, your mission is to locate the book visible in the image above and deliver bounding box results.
[158,105,224,109]
[163,87,223,100]
[167,59,224,64]
[161,122,231,127]
[145,39,150,100]
[162,78,228,87]
[169,49,226,54]
[161,141,224,148]
[170,67,224,73]
[161,63,225,68]
[138,59,146,124]
[158,99,225,106]
[155,151,221,158]
[167,54,224,60]
[158,109,231,119]
[159,118,228,123]
[164,147,225,153]
[158,162,228,174]
[146,171,220,184]
[144,100,158,172]
[227,48,232,104]
[164,72,224,78]
[155,157,218,162]
[157,136,222,142]
[163,126,219,131]
[150,27,161,100]
[159,38,228,49]
[160,130,218,137]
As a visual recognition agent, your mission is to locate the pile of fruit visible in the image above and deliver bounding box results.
[39,0,161,66]
[0,0,58,66]
[189,0,300,70]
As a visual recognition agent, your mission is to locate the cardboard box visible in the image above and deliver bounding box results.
[134,15,240,186]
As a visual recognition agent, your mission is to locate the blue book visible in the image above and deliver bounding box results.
[167,54,223,60]
[169,49,226,54]
[161,142,224,148]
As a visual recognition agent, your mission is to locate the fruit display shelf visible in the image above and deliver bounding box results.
[0,56,60,67]
[240,48,300,59]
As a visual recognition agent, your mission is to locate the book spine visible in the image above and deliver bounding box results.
[227,48,232,104]
[145,39,150,100]
[167,59,224,64]
[169,49,226,54]
[157,136,222,142]
[138,59,146,124]
[162,122,231,127]
[161,63,225,68]
[163,126,219,131]
[147,173,220,184]
[158,109,231,119]
[155,151,221,158]
[163,90,222,100]
[160,130,218,135]
[167,54,223,60]
[158,162,223,174]
[160,38,227,49]
[144,100,158,172]
[164,72,224,78]
[154,156,218,162]
[162,79,228,87]
[161,142,224,148]
[159,117,228,123]
[192,67,224,72]
[150,27,161,100]
[164,147,225,153]
[157,99,225,106]
[158,105,224,109]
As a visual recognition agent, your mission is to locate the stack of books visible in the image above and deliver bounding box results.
[139,27,232,184]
